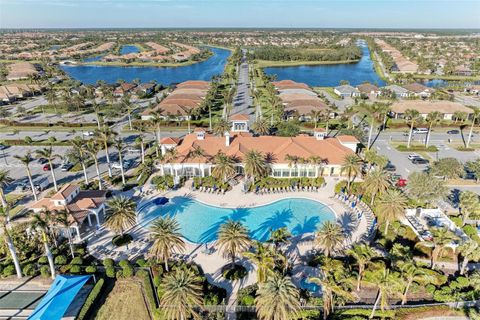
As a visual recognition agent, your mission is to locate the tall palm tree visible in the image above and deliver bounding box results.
[268,227,291,252]
[135,134,146,164]
[459,190,480,226]
[340,154,362,192]
[113,138,126,185]
[55,209,75,258]
[285,154,299,178]
[121,94,134,130]
[0,170,13,210]
[31,212,55,279]
[425,111,441,147]
[91,101,102,130]
[85,141,103,190]
[417,228,457,269]
[104,196,136,237]
[252,119,271,136]
[255,274,300,320]
[0,206,22,278]
[212,151,236,182]
[308,155,325,177]
[36,147,61,192]
[95,126,116,178]
[159,267,203,320]
[466,107,480,148]
[150,110,163,144]
[364,103,382,150]
[243,241,275,283]
[213,118,230,136]
[315,221,345,257]
[365,264,400,319]
[397,261,433,305]
[362,168,391,205]
[216,220,251,266]
[14,153,37,201]
[404,109,421,149]
[223,87,236,118]
[70,137,89,184]
[346,244,377,291]
[309,109,322,129]
[244,150,268,181]
[376,189,408,235]
[149,216,185,272]
[458,239,480,275]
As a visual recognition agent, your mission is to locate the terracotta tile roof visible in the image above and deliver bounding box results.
[391,100,472,115]
[161,137,180,145]
[402,83,435,93]
[51,184,78,200]
[337,135,360,143]
[272,80,311,90]
[357,83,379,93]
[176,81,210,89]
[230,114,249,121]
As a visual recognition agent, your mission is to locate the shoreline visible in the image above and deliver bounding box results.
[256,59,360,68]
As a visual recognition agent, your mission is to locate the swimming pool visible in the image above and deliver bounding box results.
[138,196,335,243]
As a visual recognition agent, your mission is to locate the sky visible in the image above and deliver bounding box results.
[1,0,479,29]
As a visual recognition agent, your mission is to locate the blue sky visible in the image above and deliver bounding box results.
[1,0,479,29]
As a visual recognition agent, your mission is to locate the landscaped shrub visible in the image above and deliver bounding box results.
[122,265,134,278]
[425,284,436,294]
[119,259,131,268]
[38,256,48,264]
[40,266,50,278]
[105,266,115,278]
[69,265,81,274]
[222,264,248,281]
[153,275,161,287]
[71,257,83,265]
[22,264,36,276]
[136,269,148,277]
[396,144,438,152]
[2,265,15,277]
[76,278,104,320]
[54,255,68,265]
[60,265,71,273]
[112,234,133,247]
[103,258,114,267]
[136,258,147,267]
[85,266,97,274]
[75,247,86,256]
[115,270,123,278]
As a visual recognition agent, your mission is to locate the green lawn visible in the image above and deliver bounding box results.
[255,59,359,68]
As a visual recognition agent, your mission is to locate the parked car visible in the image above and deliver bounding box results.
[43,164,51,171]
[34,178,49,191]
[112,160,134,170]
[384,163,396,172]
[126,147,141,154]
[447,130,460,134]
[38,158,49,164]
[407,154,421,160]
[83,131,94,137]
[60,163,74,172]
[413,128,429,134]
[412,158,429,165]
[0,144,8,150]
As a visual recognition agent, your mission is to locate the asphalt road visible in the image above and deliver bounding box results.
[230,50,255,121]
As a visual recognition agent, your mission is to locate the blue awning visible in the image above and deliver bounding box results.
[29,275,91,320]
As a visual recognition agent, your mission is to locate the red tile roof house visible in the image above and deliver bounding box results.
[157,118,359,179]
[113,83,137,97]
[29,184,107,240]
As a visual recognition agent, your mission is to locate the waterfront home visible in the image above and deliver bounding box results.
[29,184,107,240]
[356,83,380,97]
[136,83,156,95]
[390,100,473,120]
[382,84,411,98]
[157,118,359,178]
[272,80,311,91]
[113,83,137,97]
[0,83,43,104]
[402,83,435,98]
[6,62,39,81]
[334,85,361,98]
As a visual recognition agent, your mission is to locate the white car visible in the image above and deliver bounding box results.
[82,131,94,137]
[407,154,421,160]
[413,128,429,134]
[111,162,122,169]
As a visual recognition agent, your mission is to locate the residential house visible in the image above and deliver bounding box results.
[390,100,473,120]
[383,85,411,98]
[356,83,380,97]
[113,83,137,97]
[334,85,361,98]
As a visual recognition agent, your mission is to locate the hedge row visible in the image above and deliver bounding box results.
[396,144,439,152]
[76,278,105,320]
[3,139,71,146]
[0,120,102,128]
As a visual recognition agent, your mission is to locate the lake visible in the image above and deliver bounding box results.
[60,47,230,85]
[264,41,386,87]
[120,45,140,55]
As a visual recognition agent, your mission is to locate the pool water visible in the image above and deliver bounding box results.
[300,278,321,293]
[138,196,335,243]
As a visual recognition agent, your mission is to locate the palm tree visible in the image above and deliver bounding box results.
[308,155,325,177]
[244,150,268,181]
[243,241,275,283]
[135,134,146,164]
[309,109,322,129]
[458,239,480,275]
[46,90,57,113]
[459,190,480,226]
[150,110,163,144]
[31,212,55,279]
[364,103,382,150]
[159,267,203,320]
[315,221,344,257]
[113,138,126,185]
[362,168,391,205]
[252,119,271,136]
[346,244,377,291]
[365,264,400,319]
[417,228,457,269]
[340,154,362,192]
[55,209,75,258]
[255,274,300,320]
[223,87,236,118]
[212,151,236,182]
[92,101,102,130]
[70,137,89,184]
[0,170,13,210]
[397,261,433,305]
[36,147,61,192]
[95,126,116,178]
[121,94,134,130]
[85,141,103,190]
[425,111,441,147]
[213,118,230,136]
[268,227,291,252]
[14,153,37,201]
[104,196,136,237]
[466,107,480,148]
[0,206,22,278]
[149,216,186,272]
[404,109,421,149]
[376,189,408,235]
[216,220,251,266]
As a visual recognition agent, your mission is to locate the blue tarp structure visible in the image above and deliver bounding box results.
[29,275,91,320]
